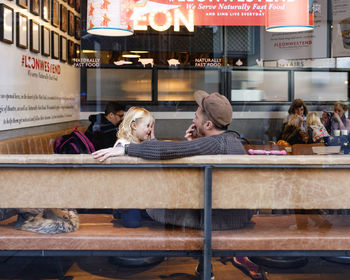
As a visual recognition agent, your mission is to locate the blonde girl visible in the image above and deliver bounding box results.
[113,106,155,228]
[307,112,329,143]
[114,106,155,147]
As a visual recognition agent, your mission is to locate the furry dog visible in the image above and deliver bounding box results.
[0,208,79,234]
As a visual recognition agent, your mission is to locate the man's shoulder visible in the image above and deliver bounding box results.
[213,131,245,154]
[88,114,98,123]
[212,131,240,141]
[88,114,115,131]
[89,113,107,123]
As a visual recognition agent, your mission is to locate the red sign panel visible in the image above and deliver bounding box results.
[130,0,303,26]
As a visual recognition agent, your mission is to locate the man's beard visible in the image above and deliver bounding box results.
[197,124,205,137]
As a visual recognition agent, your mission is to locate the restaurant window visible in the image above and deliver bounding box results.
[158,69,221,101]
[3,0,350,279]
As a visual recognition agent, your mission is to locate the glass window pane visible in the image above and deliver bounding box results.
[231,70,289,101]
[158,70,220,101]
[87,69,152,101]
[294,71,348,101]
[337,58,350,68]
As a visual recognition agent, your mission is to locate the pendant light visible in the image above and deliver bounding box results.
[266,0,314,32]
[87,0,133,36]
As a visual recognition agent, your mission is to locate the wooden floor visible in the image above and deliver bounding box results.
[1,256,350,279]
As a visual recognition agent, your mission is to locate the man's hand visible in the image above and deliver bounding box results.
[184,124,198,141]
[333,112,341,122]
[93,147,125,162]
[321,110,328,122]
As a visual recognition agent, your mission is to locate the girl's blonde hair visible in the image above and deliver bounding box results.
[306,112,322,126]
[117,106,154,144]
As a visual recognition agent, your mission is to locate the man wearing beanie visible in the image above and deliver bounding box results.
[93,91,256,279]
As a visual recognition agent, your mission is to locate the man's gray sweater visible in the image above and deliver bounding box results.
[128,131,245,159]
[128,131,253,230]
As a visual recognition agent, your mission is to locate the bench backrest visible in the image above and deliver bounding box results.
[0,154,350,210]
[0,126,87,154]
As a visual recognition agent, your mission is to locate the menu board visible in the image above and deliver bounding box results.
[332,0,350,57]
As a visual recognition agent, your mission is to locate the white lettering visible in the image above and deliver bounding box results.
[174,9,194,32]
[149,10,172,32]
[134,8,194,33]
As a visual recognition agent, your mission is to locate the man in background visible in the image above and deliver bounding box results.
[85,102,125,150]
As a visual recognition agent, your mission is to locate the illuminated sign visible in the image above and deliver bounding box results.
[134,8,194,32]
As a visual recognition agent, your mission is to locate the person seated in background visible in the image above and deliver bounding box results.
[279,99,308,143]
[85,102,126,150]
[322,101,350,135]
[284,99,309,131]
[306,112,329,143]
[281,114,309,145]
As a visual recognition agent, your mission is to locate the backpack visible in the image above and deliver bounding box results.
[54,128,95,154]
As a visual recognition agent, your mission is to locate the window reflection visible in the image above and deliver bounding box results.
[231,70,289,101]
[158,69,220,101]
[294,71,348,101]
[87,69,152,101]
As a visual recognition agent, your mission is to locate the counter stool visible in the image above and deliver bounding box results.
[322,256,350,265]
[250,257,308,269]
[110,210,165,267]
[109,256,165,267]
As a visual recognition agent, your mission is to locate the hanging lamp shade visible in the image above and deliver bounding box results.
[87,0,133,36]
[266,0,314,32]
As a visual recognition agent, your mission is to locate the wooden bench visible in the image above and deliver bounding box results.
[1,154,350,278]
[0,126,87,154]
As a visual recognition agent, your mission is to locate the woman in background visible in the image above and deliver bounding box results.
[279,99,309,144]
[322,101,350,134]
[281,114,309,145]
[286,99,309,131]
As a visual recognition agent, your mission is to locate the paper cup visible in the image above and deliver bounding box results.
[341,130,348,136]
[334,130,341,136]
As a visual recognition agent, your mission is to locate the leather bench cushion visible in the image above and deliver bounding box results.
[0,126,87,154]
[212,214,350,251]
[0,214,203,251]
[2,214,350,252]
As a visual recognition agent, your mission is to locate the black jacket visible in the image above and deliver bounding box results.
[85,114,118,150]
[281,124,308,145]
